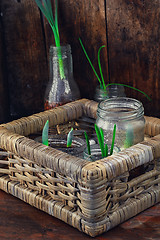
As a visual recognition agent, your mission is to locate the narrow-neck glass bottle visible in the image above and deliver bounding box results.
[44,45,80,110]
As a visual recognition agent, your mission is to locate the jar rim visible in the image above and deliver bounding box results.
[97,97,144,120]
[96,84,125,91]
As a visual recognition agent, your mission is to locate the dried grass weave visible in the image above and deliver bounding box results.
[0,99,160,237]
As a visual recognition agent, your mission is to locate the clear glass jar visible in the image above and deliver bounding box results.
[44,45,80,110]
[94,84,126,102]
[96,97,145,151]
[83,144,120,162]
[35,134,85,157]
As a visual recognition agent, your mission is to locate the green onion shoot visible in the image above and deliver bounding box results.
[110,124,116,155]
[123,125,134,148]
[95,124,105,157]
[35,0,65,79]
[104,144,108,158]
[84,131,91,155]
[67,128,73,147]
[106,83,151,101]
[79,38,151,101]
[79,38,106,90]
[42,120,49,146]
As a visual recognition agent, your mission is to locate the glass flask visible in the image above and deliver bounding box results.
[44,45,80,110]
[96,97,145,151]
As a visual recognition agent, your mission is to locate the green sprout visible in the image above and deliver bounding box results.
[110,124,116,155]
[79,38,151,101]
[84,131,91,156]
[84,124,117,159]
[95,124,105,157]
[67,128,73,147]
[42,120,49,146]
[95,123,117,158]
[106,83,151,101]
[123,125,134,148]
[79,38,106,90]
[35,0,65,79]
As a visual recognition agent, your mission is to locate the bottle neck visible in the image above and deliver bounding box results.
[49,44,71,58]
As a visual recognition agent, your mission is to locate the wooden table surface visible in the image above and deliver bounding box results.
[0,190,160,240]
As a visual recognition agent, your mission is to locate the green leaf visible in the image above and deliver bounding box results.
[123,125,134,148]
[47,0,54,24]
[98,45,106,90]
[35,0,59,43]
[110,124,116,156]
[79,38,103,88]
[42,120,49,146]
[34,0,65,80]
[67,128,73,147]
[54,0,59,37]
[95,124,105,157]
[100,128,104,145]
[104,144,108,157]
[84,131,91,155]
[106,83,151,101]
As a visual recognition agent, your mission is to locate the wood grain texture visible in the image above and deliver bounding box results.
[1,0,48,119]
[106,0,160,116]
[0,189,160,239]
[0,20,5,123]
[0,15,9,123]
[70,0,109,99]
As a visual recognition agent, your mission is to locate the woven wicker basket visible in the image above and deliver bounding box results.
[0,98,160,237]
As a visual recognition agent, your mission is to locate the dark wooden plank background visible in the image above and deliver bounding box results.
[0,0,159,123]
[0,14,10,123]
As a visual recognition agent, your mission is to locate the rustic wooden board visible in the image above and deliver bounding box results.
[106,0,160,116]
[64,0,108,99]
[0,15,9,123]
[1,0,48,119]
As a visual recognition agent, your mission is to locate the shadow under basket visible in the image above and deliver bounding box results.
[0,99,160,237]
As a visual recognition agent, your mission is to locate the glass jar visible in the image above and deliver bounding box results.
[83,144,120,162]
[44,45,80,110]
[35,134,85,157]
[96,97,145,151]
[94,84,126,102]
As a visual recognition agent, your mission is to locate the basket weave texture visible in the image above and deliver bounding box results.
[0,98,160,237]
